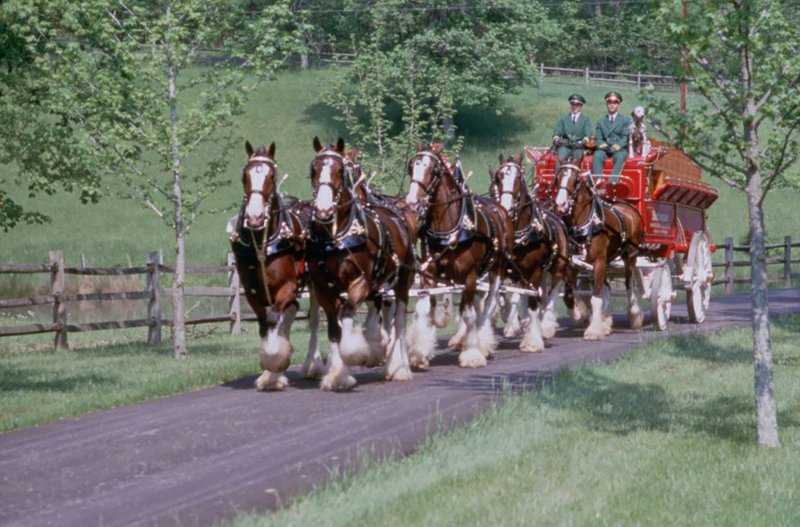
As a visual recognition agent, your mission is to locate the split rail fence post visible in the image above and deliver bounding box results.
[724,237,734,295]
[585,67,589,86]
[147,251,162,345]
[50,250,67,350]
[637,72,642,90]
[784,235,792,288]
[228,252,241,335]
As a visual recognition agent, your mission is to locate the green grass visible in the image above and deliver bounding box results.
[0,322,318,434]
[2,68,798,271]
[227,315,800,527]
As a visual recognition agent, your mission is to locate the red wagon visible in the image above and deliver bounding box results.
[528,139,719,329]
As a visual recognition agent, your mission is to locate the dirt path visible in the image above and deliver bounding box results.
[1,289,798,527]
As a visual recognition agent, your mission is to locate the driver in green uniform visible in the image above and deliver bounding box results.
[552,93,591,172]
[592,91,631,182]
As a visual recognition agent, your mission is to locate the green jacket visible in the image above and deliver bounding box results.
[595,113,631,149]
[553,113,592,143]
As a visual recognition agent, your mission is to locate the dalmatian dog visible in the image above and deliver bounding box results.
[629,106,650,158]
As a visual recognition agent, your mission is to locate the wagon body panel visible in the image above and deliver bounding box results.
[529,140,718,326]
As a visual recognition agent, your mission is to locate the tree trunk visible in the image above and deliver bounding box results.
[166,28,187,360]
[746,170,779,447]
[741,40,778,447]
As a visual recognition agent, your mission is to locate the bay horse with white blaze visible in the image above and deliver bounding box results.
[229,141,324,390]
[489,153,575,351]
[552,156,644,339]
[405,143,513,368]
[308,137,416,391]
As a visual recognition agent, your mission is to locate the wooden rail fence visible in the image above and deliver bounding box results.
[2,237,798,350]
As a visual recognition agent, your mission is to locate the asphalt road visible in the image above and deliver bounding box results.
[1,288,798,527]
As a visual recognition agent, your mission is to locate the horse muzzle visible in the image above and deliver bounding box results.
[244,213,266,230]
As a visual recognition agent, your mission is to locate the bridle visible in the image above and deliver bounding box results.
[554,163,587,216]
[491,161,528,223]
[407,151,448,212]
[243,155,278,229]
[310,149,355,225]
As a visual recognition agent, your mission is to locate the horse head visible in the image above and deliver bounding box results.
[242,140,278,229]
[404,142,446,215]
[490,152,526,220]
[310,136,348,222]
[553,156,591,216]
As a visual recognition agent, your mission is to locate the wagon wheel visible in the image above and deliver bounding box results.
[650,263,673,331]
[686,232,713,323]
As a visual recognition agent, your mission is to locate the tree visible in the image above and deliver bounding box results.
[0,0,301,358]
[322,0,556,189]
[645,0,800,447]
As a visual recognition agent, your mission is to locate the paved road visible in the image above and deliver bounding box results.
[1,289,798,527]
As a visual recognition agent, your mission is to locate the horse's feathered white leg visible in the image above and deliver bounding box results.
[602,284,613,335]
[432,293,452,329]
[541,281,561,339]
[362,302,387,368]
[384,299,412,381]
[627,286,643,330]
[381,300,396,352]
[255,304,297,391]
[320,341,357,391]
[339,314,371,367]
[584,295,606,340]
[520,305,545,353]
[502,292,523,338]
[301,293,325,380]
[458,304,487,368]
[477,275,502,358]
[406,296,436,369]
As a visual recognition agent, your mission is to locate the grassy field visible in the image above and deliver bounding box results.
[227,315,800,527]
[2,68,798,272]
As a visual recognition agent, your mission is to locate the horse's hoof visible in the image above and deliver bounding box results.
[628,310,644,330]
[301,359,325,380]
[448,335,464,349]
[602,316,613,335]
[458,348,487,368]
[320,374,357,392]
[520,338,544,353]
[540,315,558,339]
[583,329,604,341]
[409,357,429,370]
[385,365,413,382]
[255,371,289,391]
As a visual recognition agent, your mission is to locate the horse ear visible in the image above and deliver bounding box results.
[245,141,254,158]
[515,153,523,165]
[336,137,345,153]
[498,153,504,164]
[268,142,275,158]
[432,143,443,155]
[313,136,322,152]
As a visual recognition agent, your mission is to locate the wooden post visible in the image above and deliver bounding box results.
[540,63,544,76]
[228,252,241,335]
[585,67,589,86]
[784,235,792,288]
[50,250,67,350]
[724,237,734,295]
[637,72,642,90]
[146,251,162,345]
